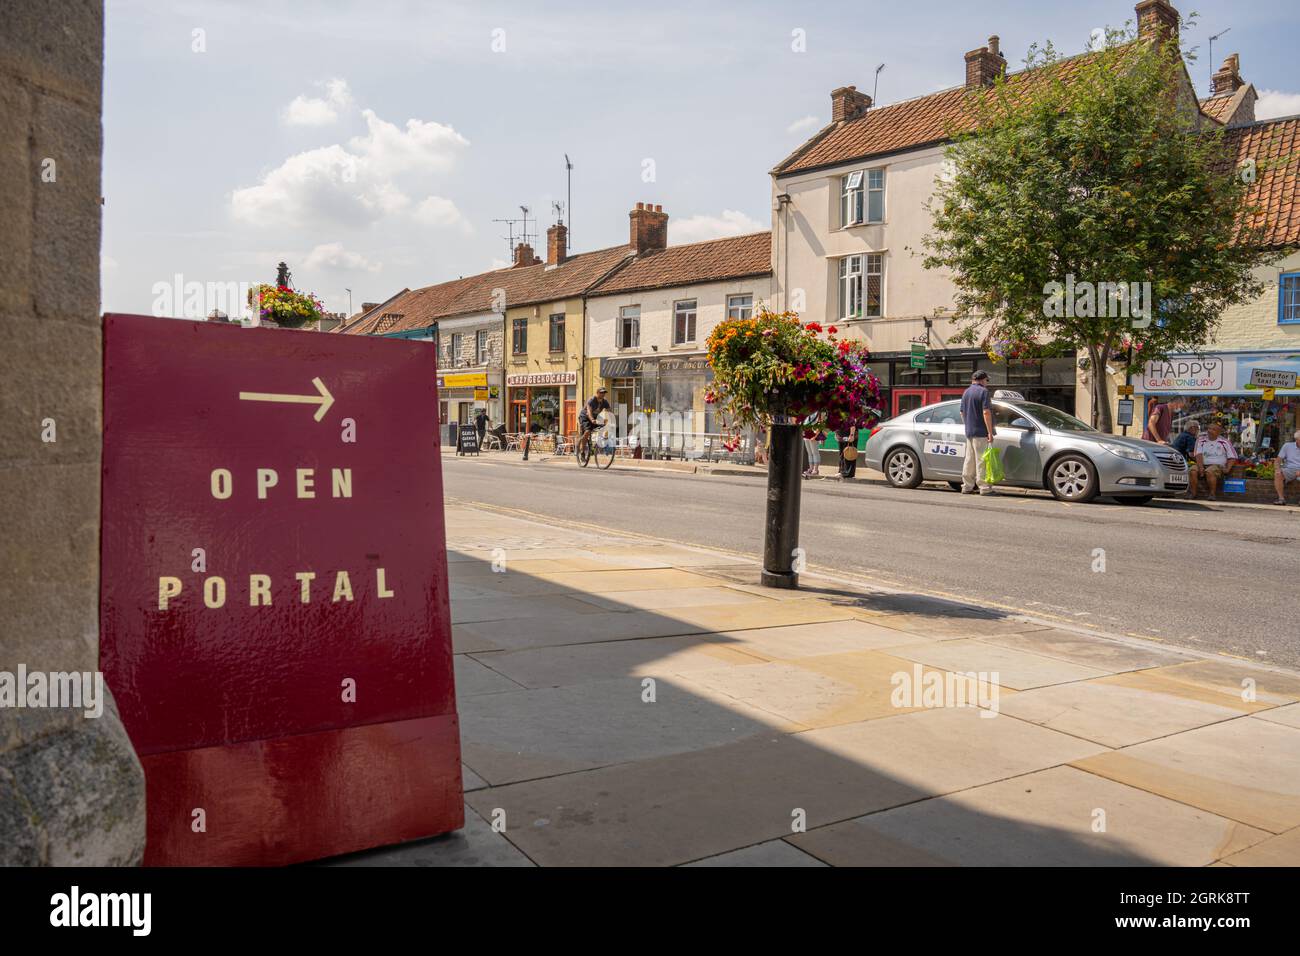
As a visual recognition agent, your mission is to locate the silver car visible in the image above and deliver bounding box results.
[862,394,1189,504]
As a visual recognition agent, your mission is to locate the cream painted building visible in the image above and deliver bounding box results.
[585,231,772,442]
[769,0,1282,429]
[770,38,1086,421]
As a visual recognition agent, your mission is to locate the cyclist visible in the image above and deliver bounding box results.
[577,387,612,457]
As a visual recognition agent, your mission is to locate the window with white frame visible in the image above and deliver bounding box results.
[841,168,885,226]
[476,329,489,364]
[838,253,884,320]
[618,306,641,349]
[450,332,463,365]
[867,168,885,223]
[726,294,753,321]
[673,299,697,344]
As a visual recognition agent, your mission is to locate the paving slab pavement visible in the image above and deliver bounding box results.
[371,500,1300,866]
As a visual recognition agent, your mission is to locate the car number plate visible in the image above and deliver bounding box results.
[1167,473,1188,485]
[924,439,963,457]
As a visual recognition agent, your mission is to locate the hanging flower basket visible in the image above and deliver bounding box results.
[248,284,326,329]
[704,308,882,438]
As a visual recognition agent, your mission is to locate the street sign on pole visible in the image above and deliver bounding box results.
[101,313,463,865]
[910,343,926,369]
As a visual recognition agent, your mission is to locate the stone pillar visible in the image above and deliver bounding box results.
[0,0,146,865]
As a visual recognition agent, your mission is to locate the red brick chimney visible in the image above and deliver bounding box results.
[546,223,568,266]
[965,36,1006,87]
[629,202,668,255]
[830,85,873,123]
[1211,54,1243,96]
[512,242,539,268]
[1136,0,1179,44]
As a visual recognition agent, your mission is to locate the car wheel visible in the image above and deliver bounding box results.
[1048,454,1099,502]
[884,447,923,489]
[1115,495,1154,506]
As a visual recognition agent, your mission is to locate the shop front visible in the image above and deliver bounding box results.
[506,371,578,436]
[599,355,716,445]
[436,370,502,428]
[1138,351,1300,465]
[810,348,1078,458]
[879,350,1079,417]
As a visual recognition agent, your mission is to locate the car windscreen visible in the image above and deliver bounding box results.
[1017,402,1096,432]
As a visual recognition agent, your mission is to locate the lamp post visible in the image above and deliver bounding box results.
[761,415,803,589]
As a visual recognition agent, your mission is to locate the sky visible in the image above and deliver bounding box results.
[102,0,1300,319]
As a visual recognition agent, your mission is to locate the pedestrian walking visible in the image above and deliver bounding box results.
[802,417,821,478]
[960,370,997,495]
[1142,395,1186,445]
[837,426,859,480]
[474,408,489,445]
[1173,420,1199,495]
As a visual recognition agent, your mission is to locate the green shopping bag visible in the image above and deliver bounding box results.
[981,445,1005,485]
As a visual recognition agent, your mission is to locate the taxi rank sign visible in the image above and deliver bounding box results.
[100,314,463,866]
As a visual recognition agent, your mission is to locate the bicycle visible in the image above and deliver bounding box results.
[576,421,614,469]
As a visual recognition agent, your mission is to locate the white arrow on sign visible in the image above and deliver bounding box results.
[238,377,335,422]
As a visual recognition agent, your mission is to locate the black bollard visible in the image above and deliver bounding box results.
[522,434,531,461]
[761,419,802,589]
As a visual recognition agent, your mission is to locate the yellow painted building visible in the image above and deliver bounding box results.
[497,230,630,436]
[504,296,587,436]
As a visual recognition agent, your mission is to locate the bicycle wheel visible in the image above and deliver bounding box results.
[577,437,590,467]
[595,436,614,470]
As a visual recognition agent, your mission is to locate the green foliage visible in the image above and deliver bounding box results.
[922,26,1276,429]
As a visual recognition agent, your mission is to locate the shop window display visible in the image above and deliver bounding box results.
[1175,395,1298,473]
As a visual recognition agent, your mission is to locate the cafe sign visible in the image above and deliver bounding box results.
[506,371,577,386]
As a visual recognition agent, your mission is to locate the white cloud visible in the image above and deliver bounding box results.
[231,108,470,229]
[786,115,819,135]
[1256,89,1300,121]
[413,195,467,229]
[669,210,766,244]
[302,242,382,273]
[283,78,353,126]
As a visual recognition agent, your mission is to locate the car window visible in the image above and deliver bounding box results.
[994,405,1033,428]
[1017,402,1095,432]
[915,402,962,426]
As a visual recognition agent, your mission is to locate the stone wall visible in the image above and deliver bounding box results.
[441,317,505,370]
[0,0,146,865]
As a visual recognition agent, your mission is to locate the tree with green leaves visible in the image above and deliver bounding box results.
[922,26,1274,432]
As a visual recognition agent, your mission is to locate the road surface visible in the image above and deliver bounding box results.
[442,456,1299,669]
